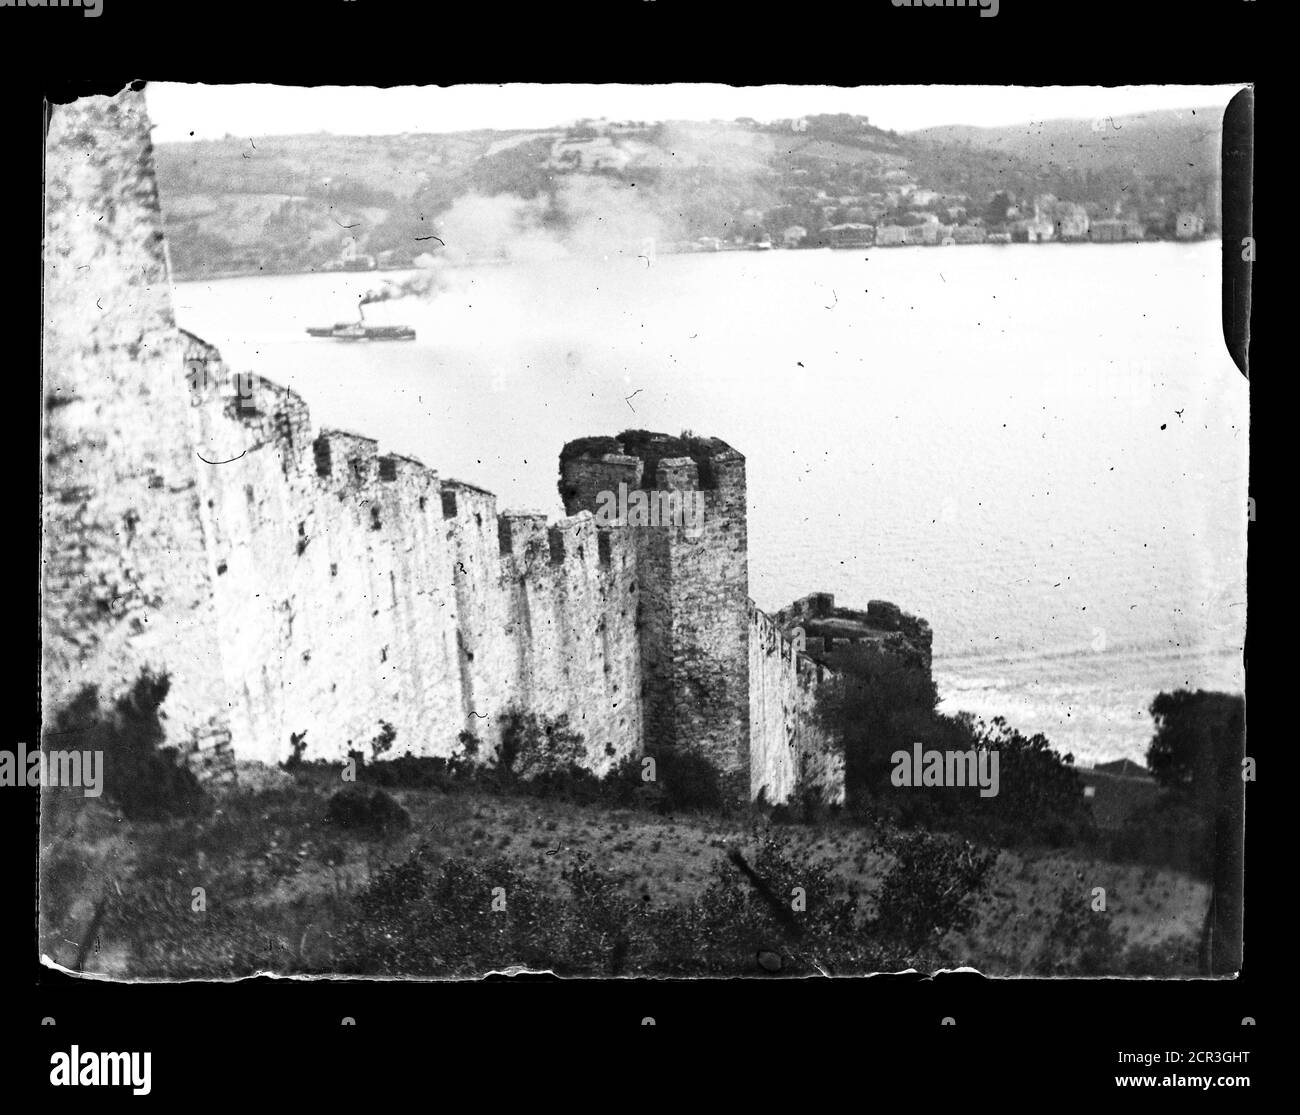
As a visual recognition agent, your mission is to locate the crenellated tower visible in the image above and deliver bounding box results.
[559,431,751,797]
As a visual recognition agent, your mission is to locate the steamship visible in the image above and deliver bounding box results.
[306,322,416,341]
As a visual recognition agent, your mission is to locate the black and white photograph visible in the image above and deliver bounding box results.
[37,79,1249,986]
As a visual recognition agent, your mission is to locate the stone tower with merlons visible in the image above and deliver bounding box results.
[559,431,751,798]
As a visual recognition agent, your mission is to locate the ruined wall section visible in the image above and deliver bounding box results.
[773,593,934,678]
[748,604,844,805]
[752,591,935,806]
[185,343,641,769]
[42,90,231,772]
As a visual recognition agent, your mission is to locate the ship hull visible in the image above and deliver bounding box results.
[306,325,417,341]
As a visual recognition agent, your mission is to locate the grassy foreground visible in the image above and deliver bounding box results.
[38,761,1206,979]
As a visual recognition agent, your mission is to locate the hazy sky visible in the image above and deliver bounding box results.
[145,83,1247,142]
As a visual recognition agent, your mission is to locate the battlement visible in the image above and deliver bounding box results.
[547,511,598,570]
[558,429,744,511]
[183,331,312,468]
[439,478,497,523]
[749,600,835,687]
[772,592,933,676]
[181,352,642,602]
[498,509,549,568]
[314,429,380,487]
[654,456,698,491]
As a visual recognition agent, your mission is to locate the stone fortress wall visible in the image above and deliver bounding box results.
[43,87,233,778]
[43,88,933,804]
[183,333,643,773]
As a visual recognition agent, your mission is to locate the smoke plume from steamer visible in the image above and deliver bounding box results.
[352,164,719,317]
[357,271,444,317]
[431,176,680,267]
[349,178,679,320]
[359,271,443,305]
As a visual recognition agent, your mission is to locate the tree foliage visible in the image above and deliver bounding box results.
[1146,690,1245,809]
[816,648,1094,847]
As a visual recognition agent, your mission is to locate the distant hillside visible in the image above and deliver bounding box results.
[913,107,1222,179]
[153,108,1224,278]
[911,107,1222,218]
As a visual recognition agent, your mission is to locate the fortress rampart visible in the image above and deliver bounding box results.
[748,604,844,805]
[182,331,643,771]
[42,89,931,805]
[771,592,934,677]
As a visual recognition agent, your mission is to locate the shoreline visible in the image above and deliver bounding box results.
[171,236,1221,285]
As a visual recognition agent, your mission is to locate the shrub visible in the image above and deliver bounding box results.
[869,825,997,957]
[815,647,938,804]
[653,835,868,975]
[602,752,668,812]
[822,671,1095,847]
[520,763,606,805]
[816,634,1098,849]
[495,709,587,782]
[957,715,1097,848]
[370,721,398,762]
[325,785,410,837]
[282,730,309,771]
[338,848,641,976]
[601,753,646,806]
[353,752,465,793]
[343,717,613,804]
[653,748,725,814]
[457,730,480,759]
[48,670,206,822]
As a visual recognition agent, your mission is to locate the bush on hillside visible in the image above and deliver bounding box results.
[48,670,206,822]
[816,648,1096,848]
[324,784,410,838]
[651,748,726,814]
